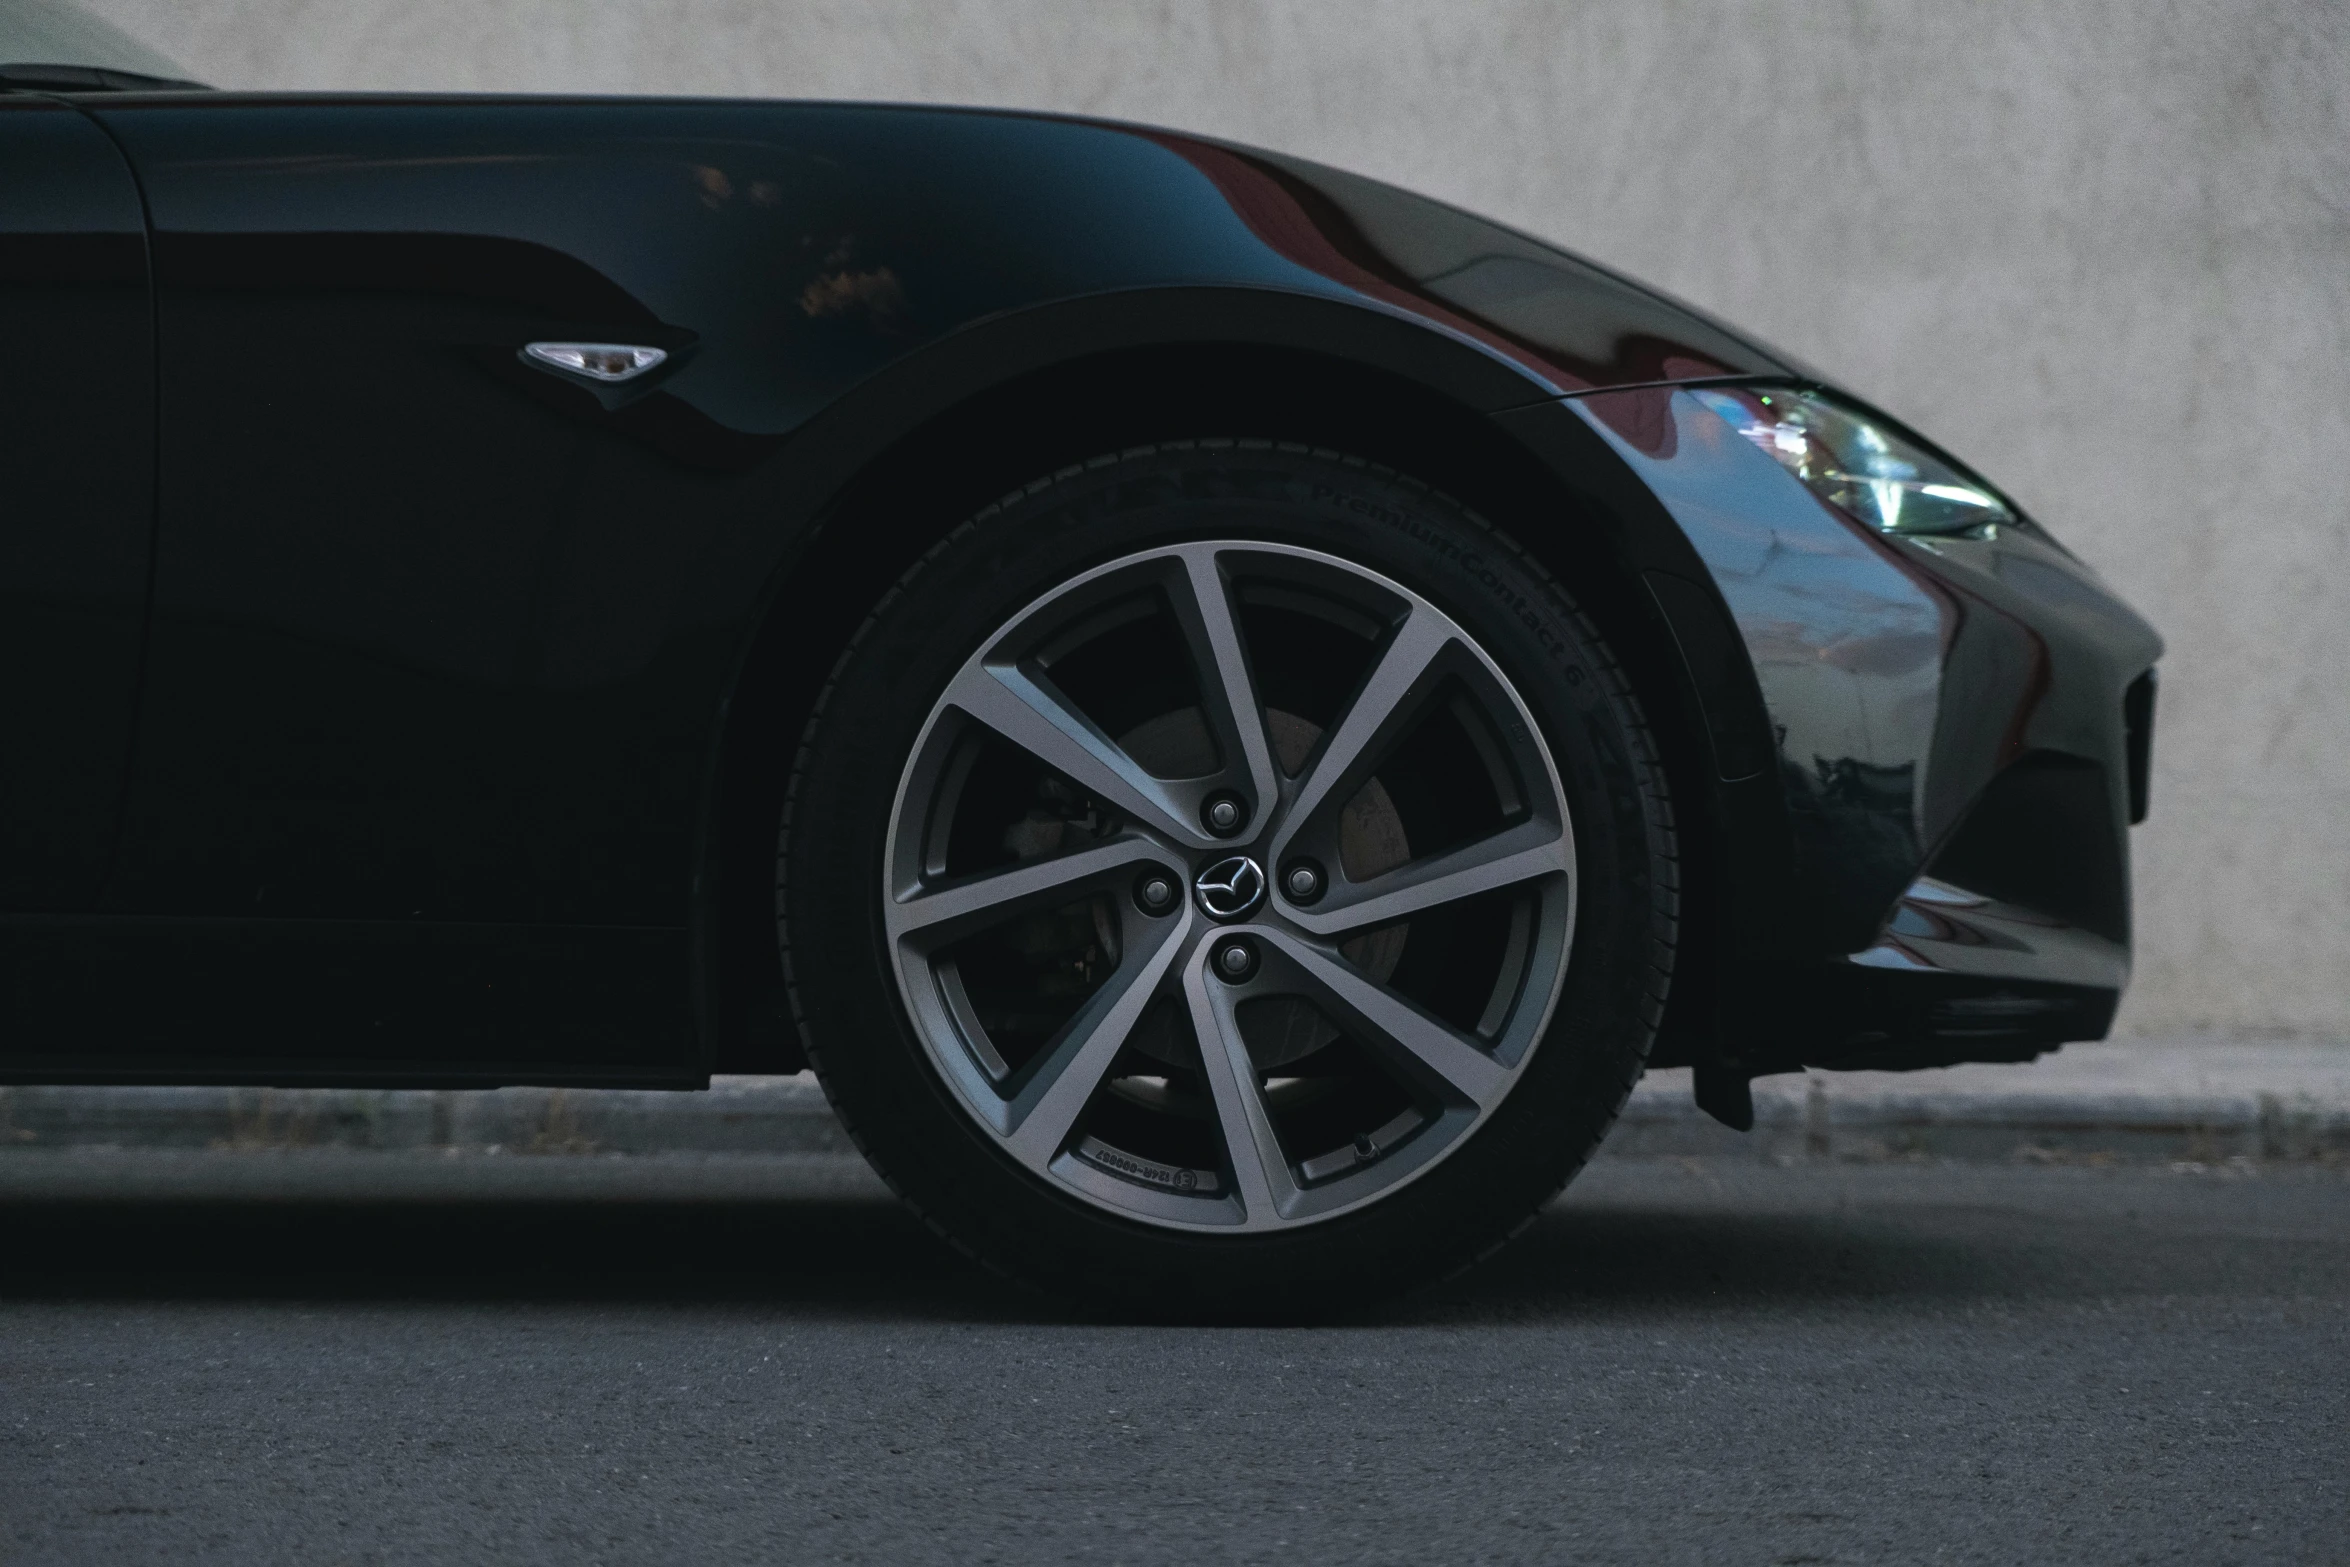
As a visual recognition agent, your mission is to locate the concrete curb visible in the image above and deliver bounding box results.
[1612,1078,2350,1165]
[3,1040,2345,1168]
[0,1077,857,1158]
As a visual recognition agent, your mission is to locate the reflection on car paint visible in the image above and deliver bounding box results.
[1852,875,2128,993]
[1572,386,1946,952]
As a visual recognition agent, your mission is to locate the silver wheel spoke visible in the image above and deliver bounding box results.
[943,662,1207,846]
[1169,547,1280,817]
[1260,929,1511,1111]
[1287,820,1570,938]
[1003,914,1191,1163]
[1183,954,1300,1223]
[886,835,1167,946]
[1272,606,1454,860]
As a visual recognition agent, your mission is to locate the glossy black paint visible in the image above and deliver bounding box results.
[0,92,2156,1088]
[0,99,152,911]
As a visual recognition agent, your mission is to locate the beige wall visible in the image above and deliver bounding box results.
[83,0,2350,1037]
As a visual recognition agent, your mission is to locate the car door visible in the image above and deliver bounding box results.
[89,98,751,932]
[0,98,155,912]
[46,96,821,1075]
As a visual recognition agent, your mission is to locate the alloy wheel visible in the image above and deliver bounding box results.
[883,540,1577,1231]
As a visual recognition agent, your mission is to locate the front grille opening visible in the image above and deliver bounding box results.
[2123,669,2156,825]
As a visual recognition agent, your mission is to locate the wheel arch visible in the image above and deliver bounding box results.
[695,288,1779,1074]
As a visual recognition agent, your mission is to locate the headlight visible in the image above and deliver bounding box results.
[1689,385,2015,538]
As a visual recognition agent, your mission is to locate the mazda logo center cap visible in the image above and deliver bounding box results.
[1194,855,1266,920]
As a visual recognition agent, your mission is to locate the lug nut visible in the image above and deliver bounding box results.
[1201,792,1248,837]
[1212,936,1259,983]
[1281,859,1326,905]
[1133,870,1179,916]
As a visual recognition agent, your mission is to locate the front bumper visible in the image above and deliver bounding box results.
[1569,385,2163,1071]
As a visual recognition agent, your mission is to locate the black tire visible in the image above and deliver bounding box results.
[782,441,1676,1318]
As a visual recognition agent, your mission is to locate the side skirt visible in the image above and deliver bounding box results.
[0,916,701,1088]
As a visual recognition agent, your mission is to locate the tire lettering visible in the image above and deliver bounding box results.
[1319,484,1576,665]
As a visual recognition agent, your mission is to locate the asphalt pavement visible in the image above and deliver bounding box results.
[5,1156,2346,1565]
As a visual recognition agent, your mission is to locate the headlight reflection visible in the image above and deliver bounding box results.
[1691,386,2016,539]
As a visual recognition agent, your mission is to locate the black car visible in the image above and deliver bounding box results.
[2,2,2160,1314]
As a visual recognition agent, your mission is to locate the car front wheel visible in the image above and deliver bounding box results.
[782,441,1677,1317]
